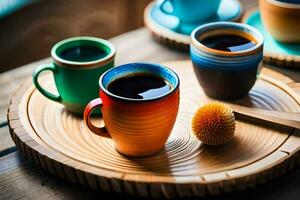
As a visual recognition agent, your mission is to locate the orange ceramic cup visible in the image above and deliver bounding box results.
[84,63,180,157]
[260,0,300,43]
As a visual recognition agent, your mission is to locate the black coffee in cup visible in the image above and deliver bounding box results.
[59,46,108,62]
[107,74,171,99]
[200,34,257,52]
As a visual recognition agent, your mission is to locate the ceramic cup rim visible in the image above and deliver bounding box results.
[99,62,180,102]
[51,36,116,69]
[267,0,300,9]
[191,22,264,57]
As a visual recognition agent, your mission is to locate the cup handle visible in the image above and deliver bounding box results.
[157,0,180,31]
[32,64,62,102]
[157,0,173,15]
[84,98,110,138]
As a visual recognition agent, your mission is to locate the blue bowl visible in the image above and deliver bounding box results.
[190,22,264,100]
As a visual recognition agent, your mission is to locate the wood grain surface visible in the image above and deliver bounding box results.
[1,151,299,200]
[1,28,300,200]
[2,1,300,199]
[7,60,300,198]
[0,126,14,153]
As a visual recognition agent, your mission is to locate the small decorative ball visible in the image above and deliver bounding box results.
[192,102,236,146]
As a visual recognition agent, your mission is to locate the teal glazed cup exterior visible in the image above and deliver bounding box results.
[84,63,180,157]
[157,0,221,24]
[33,37,115,114]
[190,22,264,100]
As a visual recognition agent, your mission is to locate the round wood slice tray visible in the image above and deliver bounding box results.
[8,60,300,198]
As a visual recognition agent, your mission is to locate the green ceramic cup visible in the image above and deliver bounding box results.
[32,36,115,114]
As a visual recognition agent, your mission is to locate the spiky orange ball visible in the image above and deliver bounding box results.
[192,102,236,146]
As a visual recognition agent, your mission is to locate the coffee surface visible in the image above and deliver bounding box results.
[200,34,256,52]
[59,46,108,62]
[107,74,171,99]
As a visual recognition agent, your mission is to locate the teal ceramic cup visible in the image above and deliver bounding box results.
[157,0,221,23]
[32,36,115,114]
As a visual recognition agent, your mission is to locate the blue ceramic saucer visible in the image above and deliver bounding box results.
[149,0,242,35]
[244,10,300,68]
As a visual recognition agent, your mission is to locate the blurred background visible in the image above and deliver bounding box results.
[0,0,256,73]
[0,0,152,72]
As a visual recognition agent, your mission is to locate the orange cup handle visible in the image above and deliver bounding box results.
[84,98,110,138]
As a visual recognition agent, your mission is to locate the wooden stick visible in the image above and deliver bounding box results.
[229,74,300,130]
[232,104,300,130]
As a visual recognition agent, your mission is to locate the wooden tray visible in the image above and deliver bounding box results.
[8,60,300,198]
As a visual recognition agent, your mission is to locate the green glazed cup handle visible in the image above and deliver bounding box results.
[32,64,62,102]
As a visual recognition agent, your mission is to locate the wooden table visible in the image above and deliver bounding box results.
[1,1,300,199]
